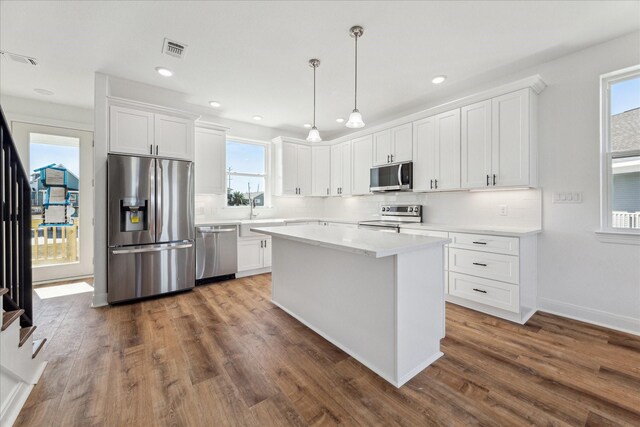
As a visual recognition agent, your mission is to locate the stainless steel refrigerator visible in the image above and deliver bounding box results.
[107,154,195,303]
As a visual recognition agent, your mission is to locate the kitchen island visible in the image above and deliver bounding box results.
[252,225,450,387]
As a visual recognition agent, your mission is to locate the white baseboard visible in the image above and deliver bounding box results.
[538,297,640,336]
[0,361,46,427]
[92,292,108,307]
[236,267,271,278]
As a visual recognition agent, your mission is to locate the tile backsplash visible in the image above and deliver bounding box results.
[196,189,541,228]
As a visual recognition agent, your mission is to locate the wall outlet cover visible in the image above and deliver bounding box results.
[499,204,508,216]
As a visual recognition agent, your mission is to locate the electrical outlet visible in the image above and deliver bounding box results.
[553,192,583,203]
[499,204,508,216]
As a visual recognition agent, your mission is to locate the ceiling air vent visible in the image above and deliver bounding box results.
[161,38,187,59]
[0,50,38,66]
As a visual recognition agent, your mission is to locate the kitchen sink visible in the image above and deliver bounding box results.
[239,219,287,237]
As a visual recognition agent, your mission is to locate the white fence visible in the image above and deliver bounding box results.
[612,211,640,229]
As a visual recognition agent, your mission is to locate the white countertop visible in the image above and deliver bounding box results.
[399,223,542,237]
[196,217,540,237]
[251,225,450,258]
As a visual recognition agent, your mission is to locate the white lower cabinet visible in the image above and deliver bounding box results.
[400,228,449,292]
[237,237,271,272]
[446,232,537,324]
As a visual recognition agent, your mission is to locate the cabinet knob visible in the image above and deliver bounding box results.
[387,154,390,163]
[390,154,394,162]
[493,174,496,186]
[486,174,490,186]
[430,179,433,189]
[434,179,438,189]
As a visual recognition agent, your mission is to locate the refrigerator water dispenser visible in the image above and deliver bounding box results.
[120,198,148,232]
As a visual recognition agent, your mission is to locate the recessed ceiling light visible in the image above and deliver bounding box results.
[303,123,312,128]
[209,101,221,108]
[431,75,446,84]
[336,118,345,123]
[155,67,174,77]
[253,115,263,121]
[34,88,54,96]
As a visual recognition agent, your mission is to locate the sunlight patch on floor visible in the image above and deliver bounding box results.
[35,282,93,299]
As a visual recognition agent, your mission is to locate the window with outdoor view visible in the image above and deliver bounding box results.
[601,67,640,231]
[226,139,268,207]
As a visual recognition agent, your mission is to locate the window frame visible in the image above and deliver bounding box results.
[225,136,271,208]
[599,65,640,242]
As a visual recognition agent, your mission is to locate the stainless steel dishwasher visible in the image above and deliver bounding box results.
[195,225,238,282]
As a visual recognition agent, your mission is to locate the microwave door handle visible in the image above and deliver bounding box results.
[397,163,403,186]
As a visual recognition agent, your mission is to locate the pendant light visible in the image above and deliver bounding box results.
[346,25,365,129]
[306,58,322,142]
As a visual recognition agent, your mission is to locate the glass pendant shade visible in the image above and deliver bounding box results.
[306,126,322,142]
[346,109,365,128]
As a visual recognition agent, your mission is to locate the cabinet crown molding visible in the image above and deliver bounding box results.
[195,121,230,132]
[107,96,201,121]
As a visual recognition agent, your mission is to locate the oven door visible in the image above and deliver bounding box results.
[370,162,412,192]
[358,224,399,233]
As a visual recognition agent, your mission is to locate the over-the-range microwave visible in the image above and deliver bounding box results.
[370,161,413,192]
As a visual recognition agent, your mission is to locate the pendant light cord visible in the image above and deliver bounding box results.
[313,64,316,127]
[354,34,358,110]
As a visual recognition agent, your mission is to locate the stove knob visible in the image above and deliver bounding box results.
[408,207,413,212]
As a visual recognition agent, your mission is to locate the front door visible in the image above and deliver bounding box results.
[11,122,94,283]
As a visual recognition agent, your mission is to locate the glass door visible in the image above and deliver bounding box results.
[11,122,94,283]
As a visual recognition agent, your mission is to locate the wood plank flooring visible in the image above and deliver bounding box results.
[15,274,640,426]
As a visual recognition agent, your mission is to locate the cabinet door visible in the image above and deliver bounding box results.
[330,144,343,195]
[351,135,373,195]
[412,116,437,192]
[297,145,312,196]
[281,142,298,195]
[155,114,194,160]
[194,127,226,194]
[373,129,392,166]
[391,123,413,163]
[109,105,154,156]
[340,141,352,196]
[312,146,331,196]
[238,239,263,271]
[262,238,272,268]
[491,89,530,187]
[461,100,492,188]
[435,109,461,190]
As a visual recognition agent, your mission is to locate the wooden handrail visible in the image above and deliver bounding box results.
[1,104,33,328]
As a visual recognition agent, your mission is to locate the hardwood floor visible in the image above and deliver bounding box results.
[15,274,640,426]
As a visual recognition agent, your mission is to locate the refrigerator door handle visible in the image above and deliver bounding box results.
[156,160,163,240]
[199,228,237,233]
[111,242,193,255]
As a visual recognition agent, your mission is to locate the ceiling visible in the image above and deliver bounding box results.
[1,1,639,139]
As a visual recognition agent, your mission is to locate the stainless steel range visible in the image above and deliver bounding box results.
[358,204,422,233]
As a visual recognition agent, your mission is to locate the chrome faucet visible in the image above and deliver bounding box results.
[248,183,258,220]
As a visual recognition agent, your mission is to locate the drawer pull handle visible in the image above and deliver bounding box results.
[472,262,487,267]
[472,241,487,245]
[473,288,487,294]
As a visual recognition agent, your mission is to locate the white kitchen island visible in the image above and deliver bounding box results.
[252,225,450,387]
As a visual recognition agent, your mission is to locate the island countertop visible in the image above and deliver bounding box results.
[252,224,450,258]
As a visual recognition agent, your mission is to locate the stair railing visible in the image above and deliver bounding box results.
[1,104,33,327]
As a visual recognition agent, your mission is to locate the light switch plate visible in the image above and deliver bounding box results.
[553,192,583,203]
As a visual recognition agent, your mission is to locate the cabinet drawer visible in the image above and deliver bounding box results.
[449,232,519,255]
[449,248,519,284]
[449,272,519,313]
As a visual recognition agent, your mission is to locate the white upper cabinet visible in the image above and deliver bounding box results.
[108,102,196,161]
[491,89,531,187]
[155,114,194,160]
[373,123,413,166]
[312,146,331,196]
[109,105,155,156]
[413,109,461,191]
[351,135,373,195]
[462,89,533,189]
[461,100,493,188]
[274,140,312,196]
[331,141,352,196]
[194,126,226,195]
[296,145,312,195]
